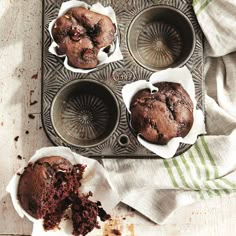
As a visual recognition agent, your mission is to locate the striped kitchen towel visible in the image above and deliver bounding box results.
[103,0,236,224]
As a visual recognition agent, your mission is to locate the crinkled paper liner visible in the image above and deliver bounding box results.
[122,66,206,158]
[6,146,121,235]
[48,0,123,73]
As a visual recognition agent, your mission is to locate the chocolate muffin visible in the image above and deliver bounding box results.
[130,82,194,145]
[17,156,110,235]
[51,7,116,69]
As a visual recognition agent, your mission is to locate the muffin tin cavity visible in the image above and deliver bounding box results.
[127,6,195,71]
[42,0,204,158]
[51,80,120,147]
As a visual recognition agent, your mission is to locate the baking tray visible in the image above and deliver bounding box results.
[42,0,204,158]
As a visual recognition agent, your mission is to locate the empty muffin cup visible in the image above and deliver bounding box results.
[127,6,195,71]
[51,80,120,147]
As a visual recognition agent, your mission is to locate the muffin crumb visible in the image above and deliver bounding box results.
[28,114,35,119]
[17,155,23,160]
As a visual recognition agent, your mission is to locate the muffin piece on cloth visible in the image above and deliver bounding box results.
[17,156,76,219]
[17,156,110,235]
[130,82,194,145]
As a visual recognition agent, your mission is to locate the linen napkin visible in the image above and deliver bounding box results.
[103,0,236,224]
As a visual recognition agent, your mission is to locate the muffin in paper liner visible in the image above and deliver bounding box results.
[48,0,123,73]
[122,66,206,158]
[6,146,121,236]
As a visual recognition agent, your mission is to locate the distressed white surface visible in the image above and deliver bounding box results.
[1,0,236,235]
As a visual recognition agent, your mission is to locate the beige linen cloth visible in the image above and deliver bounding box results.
[103,0,236,224]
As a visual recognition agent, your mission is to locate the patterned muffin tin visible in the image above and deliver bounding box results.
[51,79,120,147]
[127,5,195,70]
[42,0,204,158]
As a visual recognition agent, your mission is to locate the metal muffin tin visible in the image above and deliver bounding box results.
[42,0,204,158]
[127,5,195,70]
[51,79,120,147]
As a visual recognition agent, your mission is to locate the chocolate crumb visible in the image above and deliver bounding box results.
[17,155,23,160]
[14,136,19,141]
[111,229,121,235]
[25,130,29,134]
[97,204,111,221]
[3,201,6,204]
[64,214,70,220]
[28,114,35,119]
[27,162,33,167]
[39,126,43,129]
[17,172,21,176]
[30,100,38,106]
[31,72,38,79]
[122,217,126,220]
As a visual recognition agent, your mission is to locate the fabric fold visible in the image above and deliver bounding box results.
[103,0,236,224]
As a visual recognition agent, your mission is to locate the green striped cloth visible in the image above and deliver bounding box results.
[103,0,236,224]
[193,0,213,16]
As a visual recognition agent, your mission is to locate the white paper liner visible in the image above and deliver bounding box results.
[48,1,123,73]
[6,146,121,236]
[122,66,206,158]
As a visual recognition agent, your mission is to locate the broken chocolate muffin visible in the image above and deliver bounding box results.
[51,7,116,69]
[17,156,110,236]
[130,82,194,145]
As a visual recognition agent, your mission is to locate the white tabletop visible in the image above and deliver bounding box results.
[1,0,236,235]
